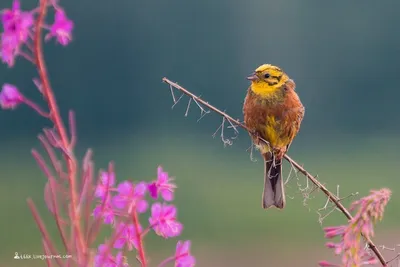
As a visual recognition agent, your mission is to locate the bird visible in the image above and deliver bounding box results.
[243,64,305,209]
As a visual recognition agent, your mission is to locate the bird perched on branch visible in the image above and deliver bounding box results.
[243,64,305,209]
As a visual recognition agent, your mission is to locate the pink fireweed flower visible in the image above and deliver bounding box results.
[360,257,378,266]
[325,242,343,255]
[45,9,73,46]
[1,31,19,66]
[94,244,114,267]
[350,188,391,223]
[93,199,115,225]
[323,226,346,239]
[115,252,129,267]
[114,222,142,251]
[95,171,115,199]
[318,261,339,267]
[1,0,33,66]
[1,0,33,41]
[95,244,128,267]
[175,240,196,267]
[112,181,148,213]
[0,83,23,109]
[148,166,177,201]
[149,203,183,238]
[320,188,391,267]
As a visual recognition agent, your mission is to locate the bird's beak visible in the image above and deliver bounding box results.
[246,72,259,81]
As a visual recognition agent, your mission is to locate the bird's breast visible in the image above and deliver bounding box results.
[243,89,303,151]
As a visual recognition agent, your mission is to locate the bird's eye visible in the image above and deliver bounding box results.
[264,73,270,78]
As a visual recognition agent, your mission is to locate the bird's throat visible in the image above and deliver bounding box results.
[250,82,282,99]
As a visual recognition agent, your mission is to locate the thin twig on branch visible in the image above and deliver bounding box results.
[161,77,387,267]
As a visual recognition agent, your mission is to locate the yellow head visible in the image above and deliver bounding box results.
[247,64,289,98]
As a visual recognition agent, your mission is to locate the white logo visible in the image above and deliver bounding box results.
[13,252,72,260]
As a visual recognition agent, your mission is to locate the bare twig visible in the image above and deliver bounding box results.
[212,117,236,146]
[168,83,210,121]
[316,185,359,224]
[246,143,258,162]
[386,254,400,266]
[379,244,400,266]
[162,77,387,267]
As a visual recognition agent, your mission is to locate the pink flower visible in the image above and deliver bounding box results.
[46,9,73,46]
[1,0,33,42]
[1,30,19,66]
[148,166,176,201]
[175,240,196,267]
[1,0,33,66]
[318,261,338,267]
[115,252,129,267]
[0,83,23,109]
[95,244,128,267]
[114,223,142,251]
[323,226,345,239]
[95,171,115,199]
[94,244,115,267]
[319,188,391,267]
[149,203,183,238]
[112,181,148,213]
[350,188,391,222]
[325,242,343,255]
[361,257,378,266]
[93,200,115,225]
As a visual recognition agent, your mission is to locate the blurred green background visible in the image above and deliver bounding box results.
[1,0,399,266]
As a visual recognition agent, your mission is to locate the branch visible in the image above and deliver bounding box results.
[161,77,387,267]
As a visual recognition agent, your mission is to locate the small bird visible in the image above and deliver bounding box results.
[243,64,305,209]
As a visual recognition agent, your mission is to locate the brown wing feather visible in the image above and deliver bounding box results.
[281,85,305,154]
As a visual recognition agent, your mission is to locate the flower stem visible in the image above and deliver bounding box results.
[18,50,35,63]
[132,209,147,267]
[27,198,64,267]
[141,223,156,237]
[158,256,175,267]
[23,97,50,117]
[34,0,85,262]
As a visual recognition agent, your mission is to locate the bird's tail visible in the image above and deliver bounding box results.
[262,155,285,209]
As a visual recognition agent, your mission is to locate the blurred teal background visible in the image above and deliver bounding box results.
[1,0,400,266]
